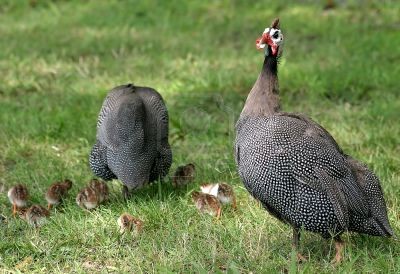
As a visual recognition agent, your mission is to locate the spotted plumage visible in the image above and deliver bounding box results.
[234,18,393,263]
[89,84,172,198]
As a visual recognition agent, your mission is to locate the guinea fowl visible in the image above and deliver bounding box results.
[172,163,196,187]
[8,184,29,216]
[76,186,101,210]
[20,205,50,228]
[200,183,237,209]
[45,179,73,209]
[117,213,143,235]
[89,84,172,199]
[191,191,222,219]
[88,179,109,203]
[234,18,393,263]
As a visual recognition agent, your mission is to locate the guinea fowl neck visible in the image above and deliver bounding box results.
[241,55,280,117]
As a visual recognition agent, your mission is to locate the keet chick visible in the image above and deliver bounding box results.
[7,184,29,216]
[45,179,73,209]
[88,179,109,203]
[172,163,196,187]
[191,191,221,219]
[20,205,50,228]
[201,182,237,209]
[117,213,143,234]
[76,186,100,210]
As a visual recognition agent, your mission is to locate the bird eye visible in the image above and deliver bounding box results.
[272,31,280,39]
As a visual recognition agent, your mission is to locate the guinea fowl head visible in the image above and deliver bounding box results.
[256,18,283,57]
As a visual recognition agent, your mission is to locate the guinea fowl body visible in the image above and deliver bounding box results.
[235,19,393,255]
[89,84,172,193]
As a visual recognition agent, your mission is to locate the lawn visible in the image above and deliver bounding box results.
[0,0,399,273]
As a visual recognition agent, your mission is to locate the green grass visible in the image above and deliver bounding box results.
[0,0,399,273]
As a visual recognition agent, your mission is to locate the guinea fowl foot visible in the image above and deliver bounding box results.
[122,185,132,201]
[291,227,307,263]
[296,252,307,263]
[331,239,344,265]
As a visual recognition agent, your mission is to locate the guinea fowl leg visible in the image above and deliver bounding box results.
[292,227,307,262]
[122,185,131,201]
[331,237,344,265]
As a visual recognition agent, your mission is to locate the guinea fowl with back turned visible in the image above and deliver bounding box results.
[234,18,394,263]
[89,84,172,199]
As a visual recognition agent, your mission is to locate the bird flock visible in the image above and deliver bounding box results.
[1,17,394,265]
[5,163,236,234]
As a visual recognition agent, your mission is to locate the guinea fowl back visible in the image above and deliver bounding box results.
[89,84,172,194]
[234,18,393,263]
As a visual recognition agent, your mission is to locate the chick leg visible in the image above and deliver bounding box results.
[232,196,237,210]
[331,237,344,265]
[216,207,222,219]
[292,227,307,262]
[47,204,52,210]
[12,203,17,217]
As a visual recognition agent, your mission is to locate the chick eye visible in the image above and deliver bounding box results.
[272,31,279,39]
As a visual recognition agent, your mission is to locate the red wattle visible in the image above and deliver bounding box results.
[271,45,278,55]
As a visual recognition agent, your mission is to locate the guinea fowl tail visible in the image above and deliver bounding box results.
[376,218,394,237]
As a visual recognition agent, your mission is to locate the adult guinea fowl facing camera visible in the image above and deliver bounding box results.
[89,84,172,199]
[234,18,393,263]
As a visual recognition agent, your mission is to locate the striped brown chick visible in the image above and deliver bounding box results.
[7,184,29,216]
[45,179,73,209]
[201,182,237,209]
[191,191,221,219]
[76,186,100,210]
[117,213,143,235]
[172,163,195,187]
[19,205,50,228]
[88,179,109,203]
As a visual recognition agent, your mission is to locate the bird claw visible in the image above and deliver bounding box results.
[122,186,132,201]
[297,253,307,263]
[331,240,344,265]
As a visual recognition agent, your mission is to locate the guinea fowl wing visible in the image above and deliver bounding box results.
[283,114,370,218]
[138,89,172,180]
[236,114,370,227]
[98,91,145,151]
